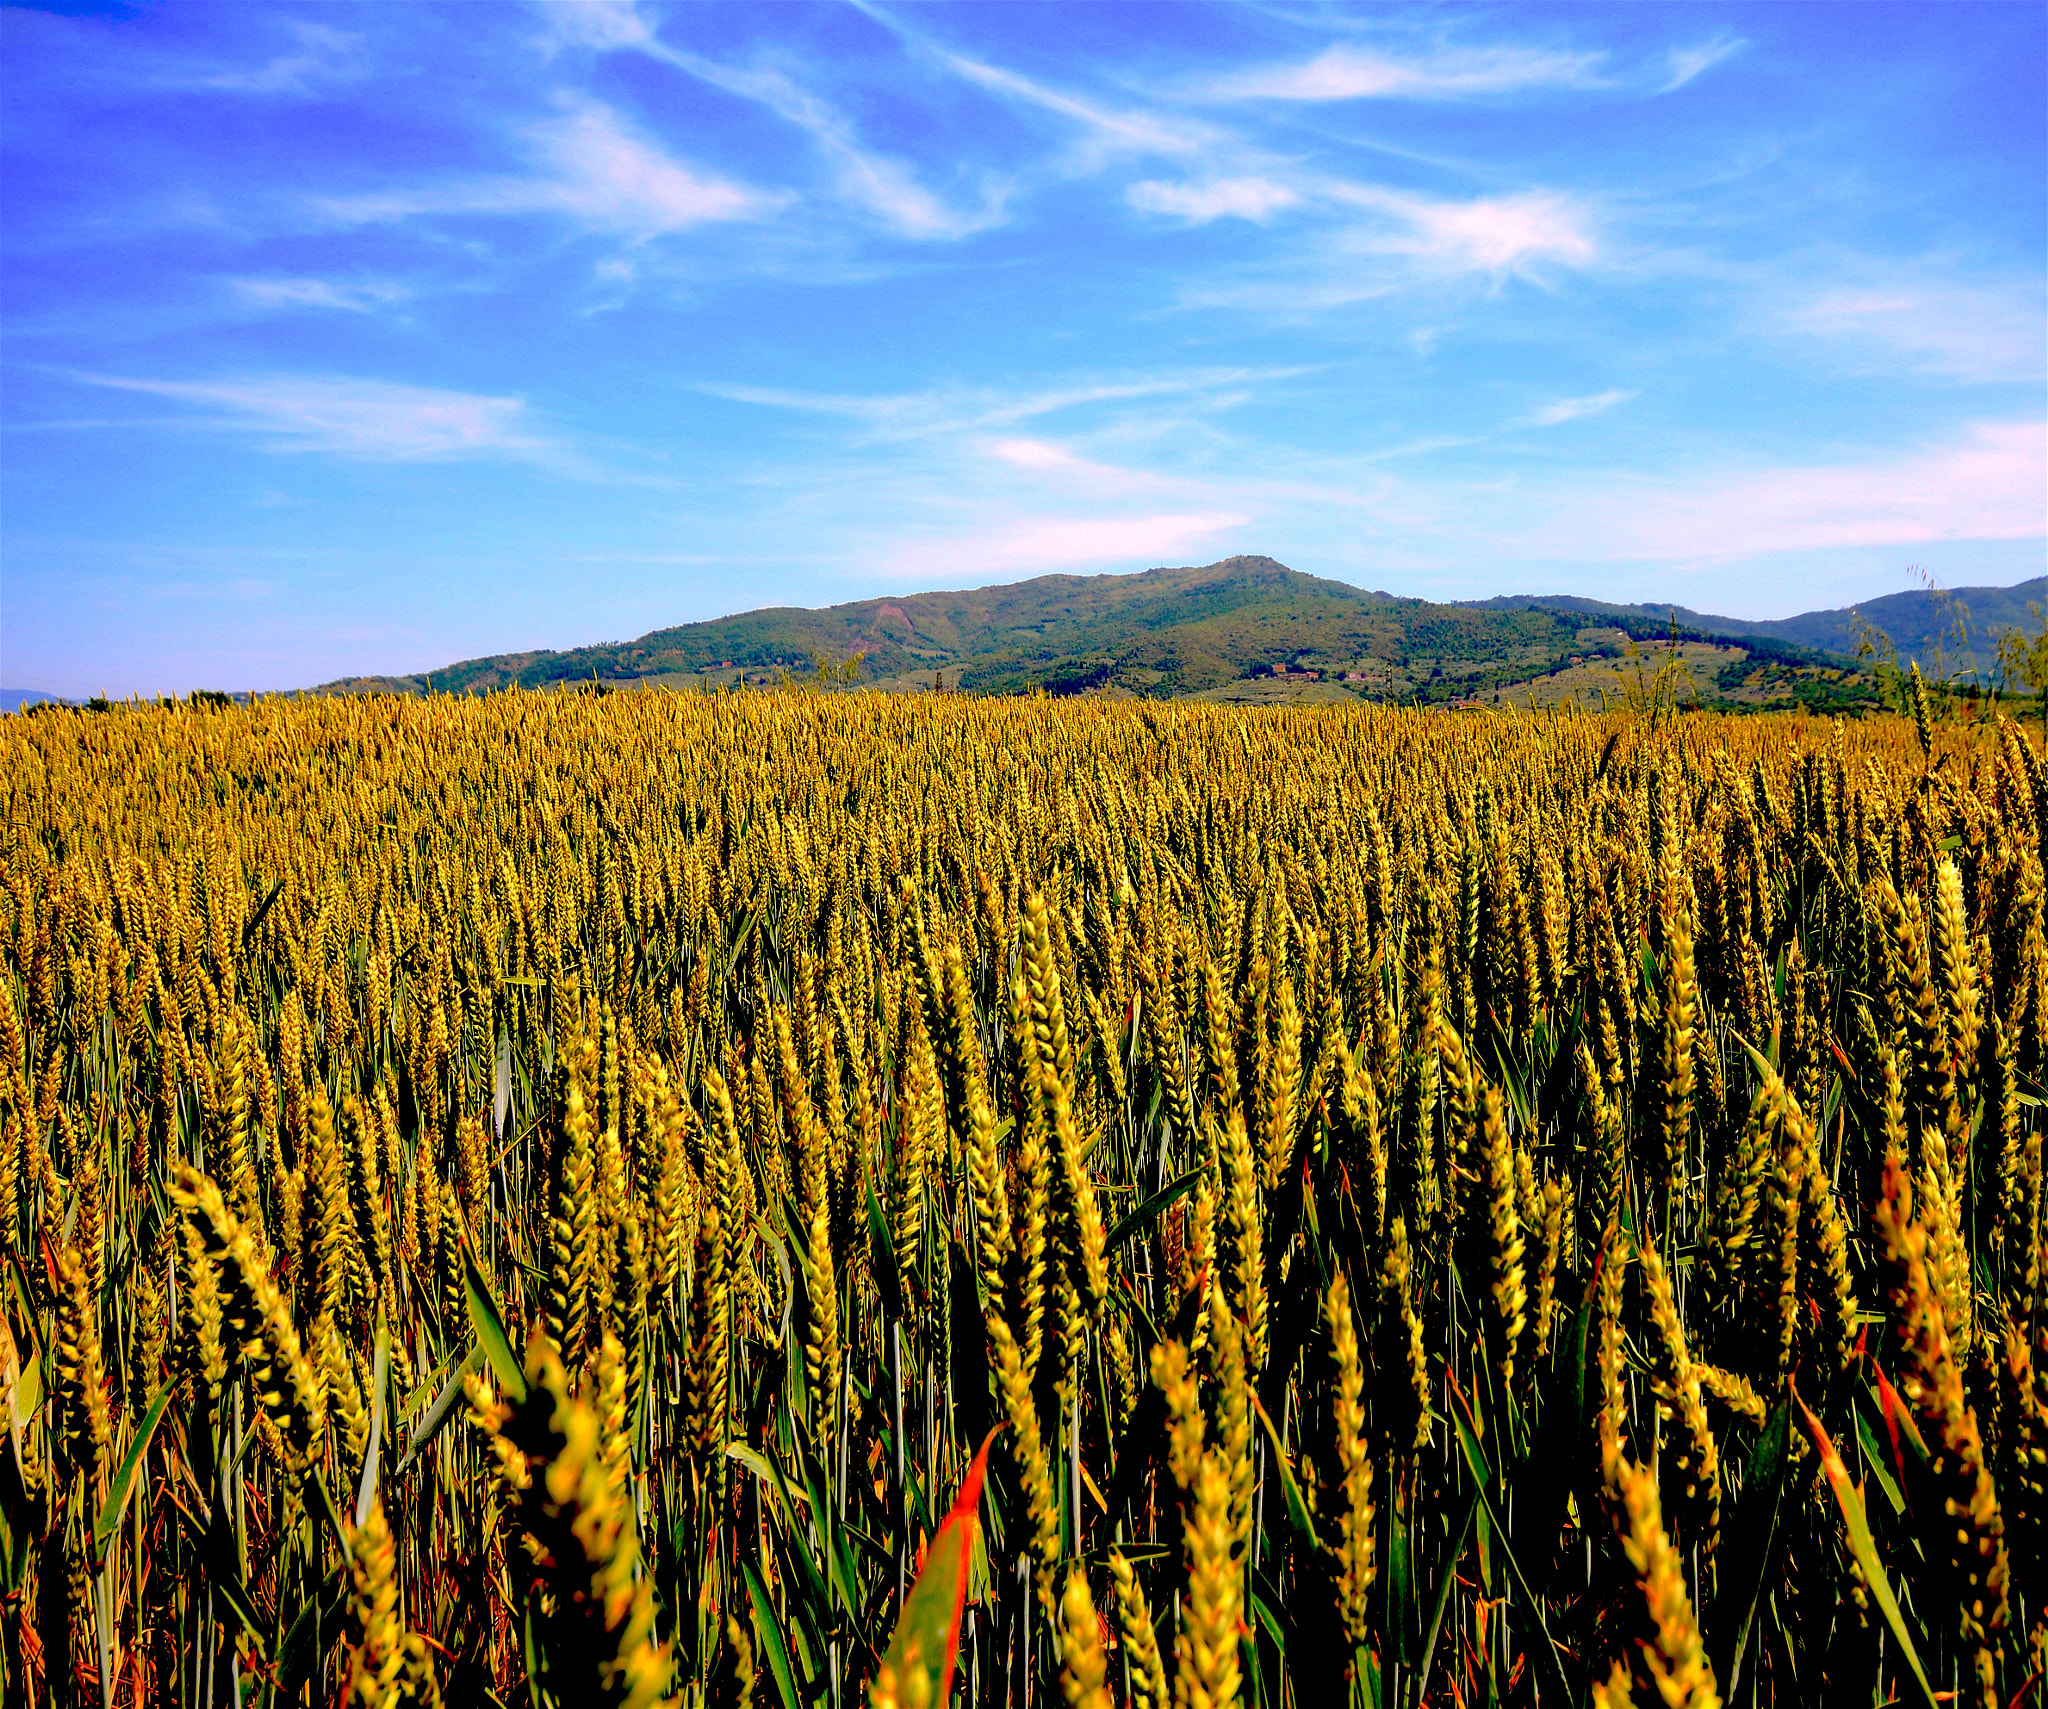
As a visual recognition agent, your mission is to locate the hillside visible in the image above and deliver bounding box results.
[306,557,2043,711]
[1459,576,2046,672]
[317,556,1503,701]
[316,555,1893,710]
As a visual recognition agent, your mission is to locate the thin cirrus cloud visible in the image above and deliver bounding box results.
[925,48,1210,160]
[542,1,999,240]
[1543,419,2047,561]
[1203,42,1609,103]
[987,437,1109,473]
[73,372,562,464]
[1126,177,1301,224]
[1349,186,1597,273]
[1777,278,2047,385]
[1167,185,1599,312]
[226,276,411,314]
[700,366,1308,443]
[1127,165,1598,277]
[884,509,1250,580]
[1657,39,1746,93]
[1201,36,1742,102]
[1533,389,1633,426]
[649,54,996,240]
[846,1,1215,162]
[320,98,779,240]
[194,21,369,95]
[983,436,1170,498]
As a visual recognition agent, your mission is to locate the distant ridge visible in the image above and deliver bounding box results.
[1456,577,2046,668]
[299,557,2043,709]
[0,690,72,714]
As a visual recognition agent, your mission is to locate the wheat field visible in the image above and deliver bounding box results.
[0,688,2041,1709]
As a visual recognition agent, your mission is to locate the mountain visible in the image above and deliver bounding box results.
[317,556,1612,704]
[1458,577,2046,673]
[0,690,72,713]
[310,557,2043,709]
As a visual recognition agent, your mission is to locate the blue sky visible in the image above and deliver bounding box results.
[3,0,2042,697]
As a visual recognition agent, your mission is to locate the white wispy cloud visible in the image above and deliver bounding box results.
[987,437,1096,472]
[1505,419,2046,560]
[198,22,369,95]
[1122,162,1597,276]
[1658,38,1745,93]
[698,366,1309,442]
[1205,42,1609,103]
[928,49,1210,158]
[1532,389,1632,426]
[1127,176,1301,223]
[883,509,1250,579]
[1777,275,2046,384]
[959,416,2046,577]
[321,98,779,240]
[1174,182,1598,306]
[531,0,655,56]
[1350,186,1597,272]
[672,57,997,239]
[1202,34,1741,104]
[73,372,562,464]
[982,436,1175,498]
[844,0,1215,162]
[226,276,411,314]
[540,0,998,240]
[528,100,778,234]
[637,4,1611,280]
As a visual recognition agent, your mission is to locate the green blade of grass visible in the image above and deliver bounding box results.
[1709,1398,1791,1695]
[353,1322,389,1526]
[462,1236,525,1404]
[1105,1167,1205,1252]
[1250,1396,1319,1548]
[1794,1382,1936,1709]
[743,1558,803,1709]
[93,1378,173,1553]
[872,1429,998,1709]
[396,1348,480,1476]
[1444,1376,1579,1709]
[1410,1481,1481,1709]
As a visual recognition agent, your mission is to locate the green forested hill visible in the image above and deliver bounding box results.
[1460,577,2046,672]
[310,556,2040,707]
[316,556,1609,703]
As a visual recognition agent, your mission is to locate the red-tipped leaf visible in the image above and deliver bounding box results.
[870,1427,1000,1709]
